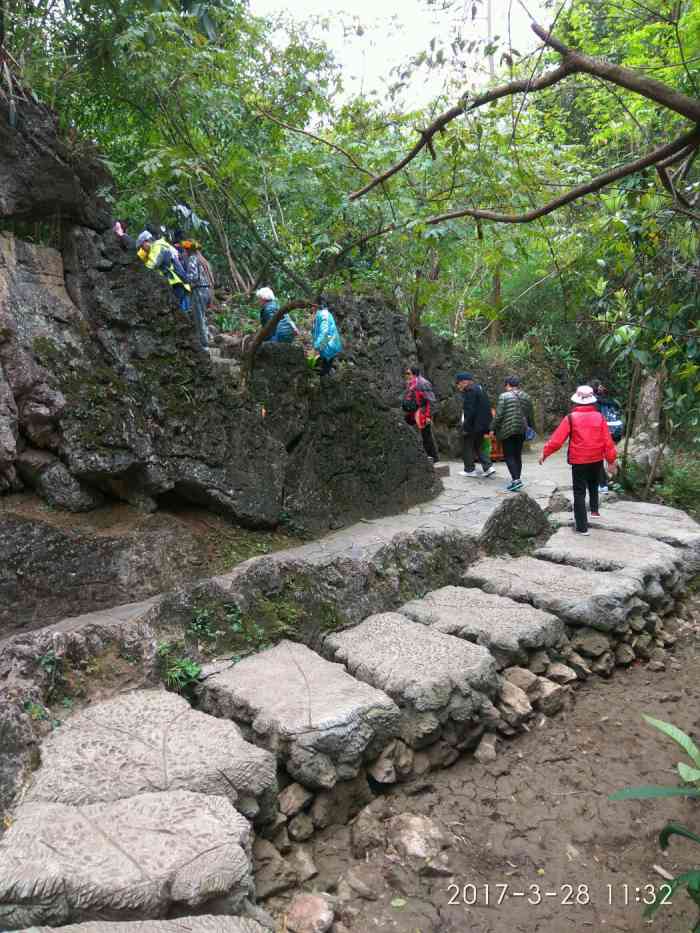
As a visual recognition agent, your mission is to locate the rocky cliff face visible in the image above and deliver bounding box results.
[0,92,439,536]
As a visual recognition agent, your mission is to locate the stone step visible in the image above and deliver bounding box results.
[197,640,401,791]
[399,585,566,669]
[325,612,500,750]
[209,347,223,357]
[23,918,267,933]
[0,791,254,929]
[24,690,278,825]
[211,356,239,368]
[463,555,645,632]
[551,500,700,568]
[535,528,685,592]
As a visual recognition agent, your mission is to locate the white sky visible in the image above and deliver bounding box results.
[251,0,550,104]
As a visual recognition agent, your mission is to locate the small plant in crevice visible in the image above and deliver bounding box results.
[610,716,700,930]
[187,606,218,643]
[156,641,202,699]
[38,649,65,700]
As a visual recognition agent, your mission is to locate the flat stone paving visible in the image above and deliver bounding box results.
[198,640,401,790]
[21,919,267,933]
[553,498,700,561]
[326,612,499,748]
[399,585,565,668]
[463,555,644,632]
[25,691,278,824]
[0,791,253,930]
[535,526,684,580]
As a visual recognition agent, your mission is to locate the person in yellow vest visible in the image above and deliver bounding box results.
[135,230,191,312]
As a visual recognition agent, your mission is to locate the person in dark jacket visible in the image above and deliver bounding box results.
[539,384,618,535]
[492,376,535,492]
[403,366,439,461]
[455,372,495,477]
[255,287,299,343]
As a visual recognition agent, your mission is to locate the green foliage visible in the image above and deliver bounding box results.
[659,456,700,516]
[156,641,202,697]
[642,715,700,785]
[611,716,700,929]
[645,825,700,930]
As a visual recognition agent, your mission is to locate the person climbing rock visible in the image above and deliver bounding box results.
[455,372,494,477]
[182,240,211,350]
[492,375,535,492]
[311,299,343,376]
[539,384,618,535]
[255,287,299,343]
[135,230,191,313]
[402,366,439,461]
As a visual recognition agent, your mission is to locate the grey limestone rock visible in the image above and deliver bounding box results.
[197,641,401,790]
[326,612,499,749]
[464,556,644,632]
[535,527,684,582]
[21,919,267,933]
[15,447,104,511]
[550,500,700,573]
[400,585,565,669]
[0,791,253,929]
[25,690,278,824]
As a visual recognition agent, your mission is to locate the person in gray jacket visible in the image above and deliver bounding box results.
[492,376,535,491]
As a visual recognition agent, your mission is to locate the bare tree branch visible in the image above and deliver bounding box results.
[425,128,700,225]
[350,64,572,200]
[349,20,700,205]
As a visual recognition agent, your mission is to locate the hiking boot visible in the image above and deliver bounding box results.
[599,485,609,494]
[460,470,479,477]
[482,466,496,477]
[591,511,601,517]
[576,529,591,535]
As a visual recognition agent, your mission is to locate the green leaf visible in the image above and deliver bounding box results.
[658,821,700,850]
[643,715,700,767]
[609,785,700,801]
[391,898,407,908]
[678,763,700,784]
[643,870,700,920]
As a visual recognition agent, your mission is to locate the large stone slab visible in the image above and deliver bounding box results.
[197,641,401,790]
[25,691,278,824]
[463,556,644,632]
[21,919,267,933]
[551,500,700,571]
[325,613,499,749]
[399,585,566,669]
[0,791,253,930]
[535,527,685,591]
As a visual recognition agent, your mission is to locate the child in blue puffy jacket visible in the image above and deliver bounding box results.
[311,301,343,376]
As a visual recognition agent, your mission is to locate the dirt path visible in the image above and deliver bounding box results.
[309,608,700,933]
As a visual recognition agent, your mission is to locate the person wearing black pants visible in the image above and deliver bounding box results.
[539,385,618,535]
[502,434,525,483]
[571,462,601,533]
[492,376,535,491]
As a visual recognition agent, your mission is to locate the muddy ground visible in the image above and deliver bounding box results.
[302,607,700,933]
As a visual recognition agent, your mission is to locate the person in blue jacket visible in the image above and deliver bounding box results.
[311,298,343,376]
[255,287,299,343]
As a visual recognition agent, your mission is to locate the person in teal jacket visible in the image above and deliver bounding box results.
[255,287,299,343]
[311,300,343,376]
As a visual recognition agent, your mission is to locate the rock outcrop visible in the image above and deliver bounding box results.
[0,94,439,534]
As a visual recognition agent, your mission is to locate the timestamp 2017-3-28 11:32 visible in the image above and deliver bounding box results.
[446,882,674,908]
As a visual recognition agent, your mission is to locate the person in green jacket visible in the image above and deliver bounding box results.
[492,376,535,492]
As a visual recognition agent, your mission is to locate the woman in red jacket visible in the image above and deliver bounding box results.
[539,385,618,535]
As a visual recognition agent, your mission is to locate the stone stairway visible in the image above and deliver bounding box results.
[1,489,698,930]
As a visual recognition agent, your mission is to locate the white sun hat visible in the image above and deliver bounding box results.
[571,385,598,405]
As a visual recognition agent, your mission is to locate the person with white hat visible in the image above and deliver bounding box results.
[538,385,618,535]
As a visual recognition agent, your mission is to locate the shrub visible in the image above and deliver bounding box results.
[659,455,700,516]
